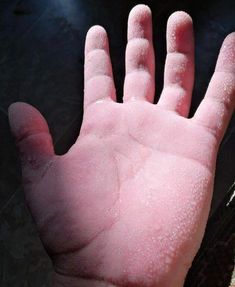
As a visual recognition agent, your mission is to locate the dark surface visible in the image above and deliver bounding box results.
[185,183,235,287]
[0,0,234,286]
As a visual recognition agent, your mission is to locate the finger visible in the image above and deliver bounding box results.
[84,25,116,109]
[193,33,235,141]
[158,11,194,116]
[123,4,155,103]
[8,102,54,184]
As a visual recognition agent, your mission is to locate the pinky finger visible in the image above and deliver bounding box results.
[193,33,235,141]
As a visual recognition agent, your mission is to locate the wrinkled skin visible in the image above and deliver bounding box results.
[8,5,235,287]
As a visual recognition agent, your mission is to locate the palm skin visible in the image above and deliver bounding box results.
[8,5,235,287]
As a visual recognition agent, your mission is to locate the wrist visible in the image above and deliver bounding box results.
[51,272,117,287]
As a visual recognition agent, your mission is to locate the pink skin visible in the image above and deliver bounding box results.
[8,5,235,287]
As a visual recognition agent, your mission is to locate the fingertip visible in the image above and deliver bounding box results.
[128,4,152,40]
[85,25,109,55]
[8,102,33,132]
[8,102,49,141]
[168,11,192,26]
[8,101,24,117]
[86,25,107,41]
[8,102,35,117]
[129,4,152,19]
[167,11,194,53]
[216,32,235,73]
[220,32,235,56]
[223,32,235,43]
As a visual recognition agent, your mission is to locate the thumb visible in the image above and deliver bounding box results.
[8,102,55,185]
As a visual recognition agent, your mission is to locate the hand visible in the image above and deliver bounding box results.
[8,5,235,287]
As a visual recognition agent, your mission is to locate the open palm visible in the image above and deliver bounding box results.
[9,5,235,287]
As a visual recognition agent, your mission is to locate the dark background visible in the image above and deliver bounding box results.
[0,0,234,286]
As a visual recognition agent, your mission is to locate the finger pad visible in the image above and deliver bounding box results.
[85,25,109,55]
[128,5,152,40]
[167,11,193,53]
[216,32,235,72]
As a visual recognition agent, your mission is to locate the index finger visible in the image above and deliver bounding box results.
[193,33,235,141]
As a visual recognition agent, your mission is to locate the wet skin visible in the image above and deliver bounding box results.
[8,4,235,287]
